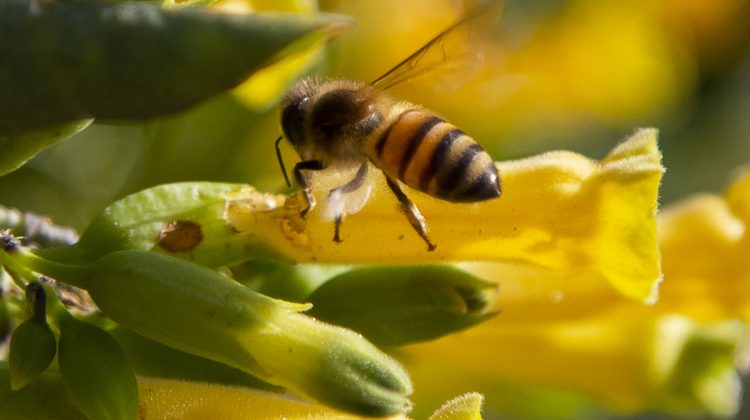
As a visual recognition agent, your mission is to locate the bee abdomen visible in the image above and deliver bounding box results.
[372,109,501,202]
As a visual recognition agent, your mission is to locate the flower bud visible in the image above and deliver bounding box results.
[37,250,412,416]
[308,265,498,346]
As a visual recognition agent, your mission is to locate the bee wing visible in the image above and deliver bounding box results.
[370,0,503,94]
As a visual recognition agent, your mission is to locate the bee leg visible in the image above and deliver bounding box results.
[333,214,345,243]
[328,162,369,244]
[384,176,437,252]
[293,160,325,218]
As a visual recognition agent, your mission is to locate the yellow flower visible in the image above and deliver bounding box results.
[399,308,747,418]
[395,165,750,419]
[137,377,408,419]
[227,128,663,302]
[138,379,484,420]
[658,168,750,321]
[3,129,669,417]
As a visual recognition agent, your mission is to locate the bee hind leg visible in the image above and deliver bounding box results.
[293,160,325,218]
[333,214,344,243]
[328,162,369,244]
[384,176,437,252]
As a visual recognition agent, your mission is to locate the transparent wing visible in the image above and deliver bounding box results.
[370,0,504,94]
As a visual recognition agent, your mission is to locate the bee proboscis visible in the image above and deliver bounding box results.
[276,2,503,251]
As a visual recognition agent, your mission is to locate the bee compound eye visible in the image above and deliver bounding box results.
[281,97,308,146]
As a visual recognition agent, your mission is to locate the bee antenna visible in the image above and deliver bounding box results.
[275,135,292,188]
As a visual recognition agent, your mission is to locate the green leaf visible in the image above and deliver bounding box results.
[0,362,85,419]
[8,282,57,390]
[57,315,138,420]
[0,0,352,133]
[307,265,499,346]
[8,320,56,391]
[0,119,93,176]
[0,293,9,342]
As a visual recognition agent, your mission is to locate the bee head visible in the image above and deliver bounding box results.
[309,87,375,140]
[281,79,378,160]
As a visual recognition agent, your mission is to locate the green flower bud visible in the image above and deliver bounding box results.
[308,265,499,346]
[110,326,278,391]
[8,282,56,390]
[57,312,138,420]
[36,182,276,268]
[26,250,413,416]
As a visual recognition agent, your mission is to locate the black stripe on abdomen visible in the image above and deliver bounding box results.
[435,143,484,198]
[418,129,463,192]
[397,116,443,179]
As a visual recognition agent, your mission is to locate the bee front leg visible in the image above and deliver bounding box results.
[293,160,325,218]
[384,176,437,252]
[328,162,369,244]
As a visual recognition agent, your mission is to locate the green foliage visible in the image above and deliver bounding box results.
[0,362,86,419]
[17,248,414,416]
[0,0,351,172]
[0,120,93,176]
[8,320,56,391]
[57,313,138,420]
[8,283,57,390]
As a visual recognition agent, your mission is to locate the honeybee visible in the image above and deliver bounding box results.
[276,2,502,251]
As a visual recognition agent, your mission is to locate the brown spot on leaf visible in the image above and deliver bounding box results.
[157,220,203,252]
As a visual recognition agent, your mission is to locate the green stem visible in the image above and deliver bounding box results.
[42,283,74,331]
[1,246,88,290]
[20,251,88,289]
[0,248,34,288]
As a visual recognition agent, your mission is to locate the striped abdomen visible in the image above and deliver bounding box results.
[369,109,501,202]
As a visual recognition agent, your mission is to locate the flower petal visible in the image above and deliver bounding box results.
[400,311,748,418]
[138,377,409,420]
[658,169,750,321]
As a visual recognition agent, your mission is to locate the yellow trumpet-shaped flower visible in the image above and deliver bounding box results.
[397,167,750,419]
[400,311,747,418]
[228,128,663,302]
[138,378,488,420]
[657,168,750,321]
